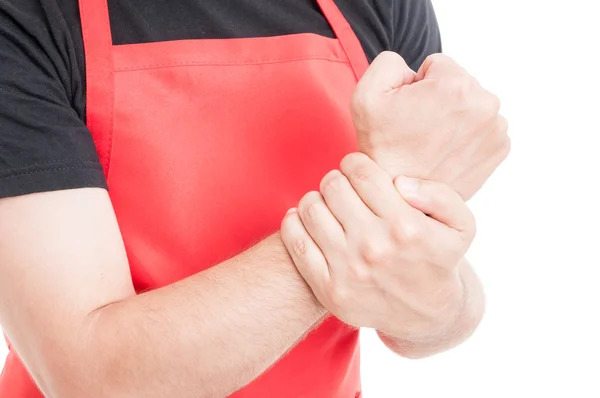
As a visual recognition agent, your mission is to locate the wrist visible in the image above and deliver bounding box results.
[273,232,328,319]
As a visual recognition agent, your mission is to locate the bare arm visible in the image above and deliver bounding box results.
[0,188,324,398]
[378,258,485,359]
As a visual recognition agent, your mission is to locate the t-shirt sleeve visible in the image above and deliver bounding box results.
[0,0,106,199]
[392,0,442,72]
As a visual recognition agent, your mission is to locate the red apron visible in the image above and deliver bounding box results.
[0,0,369,396]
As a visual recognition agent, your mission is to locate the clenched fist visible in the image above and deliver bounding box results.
[281,153,476,342]
[352,52,510,200]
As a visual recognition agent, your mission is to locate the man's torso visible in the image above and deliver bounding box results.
[0,0,441,198]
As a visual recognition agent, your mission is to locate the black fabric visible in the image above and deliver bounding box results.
[0,0,442,199]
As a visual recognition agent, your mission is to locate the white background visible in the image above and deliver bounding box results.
[361,0,600,397]
[2,0,600,397]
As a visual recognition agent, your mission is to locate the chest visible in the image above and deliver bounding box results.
[78,0,369,288]
[78,1,367,393]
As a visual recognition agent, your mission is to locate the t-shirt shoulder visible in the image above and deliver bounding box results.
[0,0,106,199]
[392,0,442,71]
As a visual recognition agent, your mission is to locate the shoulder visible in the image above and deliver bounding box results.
[0,0,80,41]
[0,0,84,110]
[336,0,441,68]
[0,0,104,199]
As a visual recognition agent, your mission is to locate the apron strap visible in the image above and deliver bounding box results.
[79,0,114,176]
[78,0,367,176]
[316,0,370,80]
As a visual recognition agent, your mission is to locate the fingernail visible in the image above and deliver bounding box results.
[395,176,419,194]
[286,208,298,215]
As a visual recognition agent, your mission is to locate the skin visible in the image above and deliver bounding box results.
[281,153,485,358]
[0,189,325,398]
[0,53,509,396]
[280,51,510,357]
[353,52,510,201]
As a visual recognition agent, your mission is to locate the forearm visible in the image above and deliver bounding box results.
[378,258,485,359]
[74,233,324,398]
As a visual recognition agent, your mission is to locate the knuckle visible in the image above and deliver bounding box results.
[280,220,293,243]
[424,53,451,67]
[438,76,472,104]
[350,89,365,114]
[379,51,410,72]
[487,92,502,114]
[496,114,509,133]
[280,213,313,260]
[304,202,320,222]
[280,210,296,231]
[341,152,371,171]
[392,221,422,244]
[291,238,309,258]
[298,191,322,222]
[371,50,407,70]
[370,51,409,75]
[348,261,372,284]
[423,54,464,81]
[496,119,511,160]
[340,152,373,181]
[425,53,445,62]
[360,239,391,264]
[327,283,349,307]
[495,126,511,159]
[378,50,404,61]
[402,223,421,243]
[351,168,371,182]
[320,170,345,194]
[351,86,379,116]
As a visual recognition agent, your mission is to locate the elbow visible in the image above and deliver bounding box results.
[376,331,441,360]
[37,344,131,398]
[377,333,452,360]
[36,317,135,398]
[377,304,486,360]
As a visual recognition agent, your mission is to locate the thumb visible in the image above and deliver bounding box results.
[415,53,464,82]
[394,176,475,237]
[357,51,416,93]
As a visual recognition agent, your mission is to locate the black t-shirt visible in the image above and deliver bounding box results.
[0,0,441,199]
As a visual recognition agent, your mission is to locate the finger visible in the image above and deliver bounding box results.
[297,191,348,268]
[280,208,330,293]
[318,169,374,231]
[356,51,416,93]
[339,152,417,219]
[392,178,473,262]
[394,176,476,238]
[415,53,465,82]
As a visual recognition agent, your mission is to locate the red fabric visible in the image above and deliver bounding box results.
[0,0,369,396]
